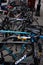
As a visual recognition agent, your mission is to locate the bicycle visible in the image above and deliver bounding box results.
[0,26,43,65]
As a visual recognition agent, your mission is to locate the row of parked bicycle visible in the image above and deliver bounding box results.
[0,1,43,65]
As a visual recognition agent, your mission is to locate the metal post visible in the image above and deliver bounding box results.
[0,0,1,9]
[35,0,41,16]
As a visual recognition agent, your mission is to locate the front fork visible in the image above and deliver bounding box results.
[34,43,42,65]
[31,37,42,65]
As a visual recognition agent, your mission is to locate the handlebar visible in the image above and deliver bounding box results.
[1,33,43,42]
[9,18,27,21]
